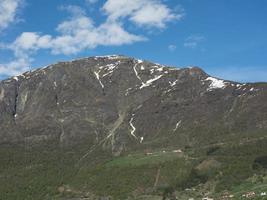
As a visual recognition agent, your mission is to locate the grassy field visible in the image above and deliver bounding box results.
[1,133,267,199]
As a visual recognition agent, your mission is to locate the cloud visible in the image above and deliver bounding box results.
[0,0,22,32]
[47,8,145,55]
[50,20,145,55]
[168,44,176,52]
[12,32,52,52]
[184,35,205,49]
[59,5,86,17]
[0,6,145,77]
[0,0,183,77]
[0,57,30,77]
[103,0,183,28]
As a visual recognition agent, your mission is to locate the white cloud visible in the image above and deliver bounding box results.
[0,7,145,76]
[97,22,146,45]
[50,10,145,55]
[0,0,22,32]
[59,5,86,17]
[168,44,176,52]
[130,3,181,28]
[56,16,94,35]
[184,35,205,49]
[6,4,147,56]
[103,0,142,20]
[0,0,183,77]
[103,0,183,28]
[0,57,30,77]
[11,32,52,52]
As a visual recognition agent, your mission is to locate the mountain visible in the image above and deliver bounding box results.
[0,55,267,200]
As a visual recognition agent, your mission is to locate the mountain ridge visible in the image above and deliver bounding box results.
[1,55,267,199]
[0,55,242,83]
[0,55,266,151]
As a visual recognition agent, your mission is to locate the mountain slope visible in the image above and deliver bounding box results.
[1,55,266,151]
[0,55,267,199]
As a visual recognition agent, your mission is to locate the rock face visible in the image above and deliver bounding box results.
[0,55,267,155]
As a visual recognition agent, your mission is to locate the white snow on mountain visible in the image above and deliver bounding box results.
[206,77,227,91]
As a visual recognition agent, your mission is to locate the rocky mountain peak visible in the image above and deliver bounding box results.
[0,56,266,156]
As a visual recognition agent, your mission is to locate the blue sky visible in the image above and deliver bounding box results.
[0,0,266,82]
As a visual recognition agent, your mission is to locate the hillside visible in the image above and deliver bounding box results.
[0,55,267,200]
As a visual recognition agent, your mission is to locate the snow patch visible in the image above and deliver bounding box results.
[106,63,117,71]
[13,76,19,81]
[156,67,164,72]
[140,75,163,89]
[147,65,165,74]
[173,120,182,132]
[235,83,247,90]
[169,80,178,87]
[94,70,104,88]
[129,117,138,140]
[140,137,144,143]
[206,77,226,91]
[94,55,122,59]
[19,74,26,78]
[102,63,118,77]
[133,63,145,85]
[150,68,155,74]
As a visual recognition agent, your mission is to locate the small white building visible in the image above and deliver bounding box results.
[261,192,266,196]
